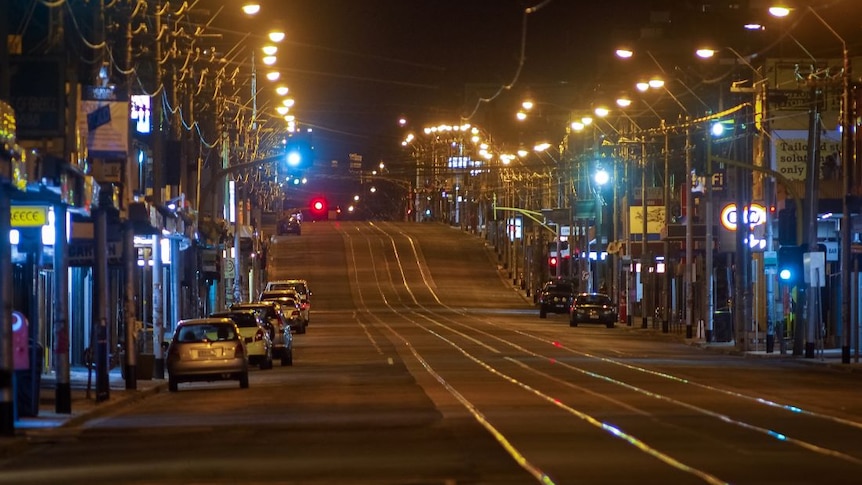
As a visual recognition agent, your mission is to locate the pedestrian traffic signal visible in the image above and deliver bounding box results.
[778,245,804,284]
[778,207,797,246]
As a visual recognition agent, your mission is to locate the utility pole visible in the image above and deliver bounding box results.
[53,205,71,410]
[705,122,715,343]
[123,11,137,389]
[641,138,648,327]
[0,186,13,434]
[802,85,822,358]
[662,124,671,333]
[151,1,166,379]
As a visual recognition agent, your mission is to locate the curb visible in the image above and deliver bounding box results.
[61,381,168,428]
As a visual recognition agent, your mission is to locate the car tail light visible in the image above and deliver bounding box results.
[168,345,180,361]
[254,328,265,341]
[234,343,245,358]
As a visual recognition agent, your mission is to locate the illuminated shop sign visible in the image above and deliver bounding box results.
[10,206,48,227]
[720,202,767,250]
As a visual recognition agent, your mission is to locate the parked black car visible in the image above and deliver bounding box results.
[569,293,617,328]
[538,280,575,318]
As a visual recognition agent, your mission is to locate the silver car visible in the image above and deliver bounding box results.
[166,318,249,392]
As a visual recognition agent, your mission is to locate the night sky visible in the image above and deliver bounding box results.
[194,0,859,210]
[200,0,653,165]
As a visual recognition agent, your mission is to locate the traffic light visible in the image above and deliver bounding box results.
[778,245,804,284]
[284,134,314,171]
[778,207,797,246]
[309,197,328,220]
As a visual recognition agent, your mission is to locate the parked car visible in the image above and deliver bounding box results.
[264,279,312,323]
[229,301,293,365]
[538,280,575,318]
[276,213,302,235]
[261,295,305,334]
[569,293,617,328]
[210,309,274,369]
[166,317,249,392]
[259,289,309,330]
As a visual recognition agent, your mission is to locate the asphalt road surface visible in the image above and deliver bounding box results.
[2,221,862,484]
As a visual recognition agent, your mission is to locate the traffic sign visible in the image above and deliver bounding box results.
[224,258,235,280]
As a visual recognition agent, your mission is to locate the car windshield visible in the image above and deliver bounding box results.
[270,283,307,295]
[212,312,261,328]
[261,291,296,300]
[234,305,278,321]
[546,284,573,293]
[576,294,611,305]
[176,324,238,342]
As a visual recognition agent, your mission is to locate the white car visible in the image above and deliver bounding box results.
[167,318,249,392]
[263,279,312,323]
[209,310,274,369]
[260,290,308,333]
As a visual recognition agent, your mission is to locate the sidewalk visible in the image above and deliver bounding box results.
[0,367,166,455]
[489,249,862,374]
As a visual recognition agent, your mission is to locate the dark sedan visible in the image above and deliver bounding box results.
[569,293,617,328]
[277,214,301,235]
[538,280,575,318]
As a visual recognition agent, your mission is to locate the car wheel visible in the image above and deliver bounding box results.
[261,352,273,370]
[539,307,547,319]
[281,349,293,366]
[570,319,578,327]
[299,324,307,334]
[168,376,178,392]
[239,372,249,389]
[606,322,614,328]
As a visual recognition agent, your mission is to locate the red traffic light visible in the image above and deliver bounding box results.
[549,256,558,267]
[309,197,328,219]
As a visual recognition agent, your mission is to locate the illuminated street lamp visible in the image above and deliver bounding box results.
[242,2,261,16]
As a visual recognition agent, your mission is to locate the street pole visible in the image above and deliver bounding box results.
[838,40,854,364]
[0,187,13,434]
[641,138,648,327]
[234,181,243,303]
[803,85,822,359]
[95,209,110,401]
[53,205,72,409]
[662,125,670,333]
[152,233,164,379]
[705,124,714,342]
[123,220,136,389]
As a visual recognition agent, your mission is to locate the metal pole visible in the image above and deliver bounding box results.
[95,209,110,401]
[762,83,777,353]
[0,187,14,434]
[840,47,854,364]
[705,125,714,342]
[53,205,72,409]
[662,125,671,333]
[152,234,164,379]
[123,221,136,389]
[233,182,243,303]
[641,138,648,326]
[803,86,822,358]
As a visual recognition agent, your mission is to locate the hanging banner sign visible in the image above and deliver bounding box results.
[78,86,129,158]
